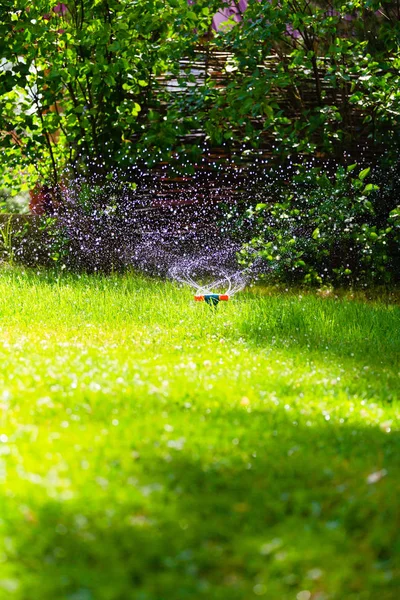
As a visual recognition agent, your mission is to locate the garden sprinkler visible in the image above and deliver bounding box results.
[194,294,229,308]
[168,267,244,309]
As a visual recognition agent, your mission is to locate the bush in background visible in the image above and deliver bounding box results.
[239,162,400,286]
[2,1,400,191]
[0,0,218,188]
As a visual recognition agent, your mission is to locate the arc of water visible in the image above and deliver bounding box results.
[176,271,246,296]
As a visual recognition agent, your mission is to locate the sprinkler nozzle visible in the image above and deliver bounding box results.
[194,294,229,307]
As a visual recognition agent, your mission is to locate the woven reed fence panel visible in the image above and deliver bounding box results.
[137,46,379,208]
[154,47,375,160]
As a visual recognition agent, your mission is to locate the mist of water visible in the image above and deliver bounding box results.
[45,154,273,292]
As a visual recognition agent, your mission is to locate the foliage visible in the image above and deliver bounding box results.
[0,188,29,213]
[2,2,400,285]
[0,269,399,599]
[0,0,219,187]
[0,215,17,263]
[239,162,400,286]
[1,1,400,190]
[192,0,400,157]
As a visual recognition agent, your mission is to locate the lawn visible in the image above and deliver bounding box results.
[0,268,399,600]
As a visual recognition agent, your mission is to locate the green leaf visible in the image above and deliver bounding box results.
[363,183,379,193]
[131,103,141,116]
[312,227,320,240]
[389,207,400,220]
[359,167,370,181]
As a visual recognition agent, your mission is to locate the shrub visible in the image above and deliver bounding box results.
[0,0,216,188]
[239,163,400,286]
[2,1,400,193]
[198,0,400,158]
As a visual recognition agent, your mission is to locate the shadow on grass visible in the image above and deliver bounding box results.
[2,415,399,600]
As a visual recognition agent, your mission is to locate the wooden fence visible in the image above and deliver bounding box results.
[141,43,386,209]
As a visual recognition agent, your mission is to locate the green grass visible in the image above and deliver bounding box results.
[0,268,399,600]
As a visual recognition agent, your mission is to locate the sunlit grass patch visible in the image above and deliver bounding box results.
[0,268,399,600]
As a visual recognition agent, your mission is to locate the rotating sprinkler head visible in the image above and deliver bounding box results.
[194,294,229,307]
[170,268,245,309]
